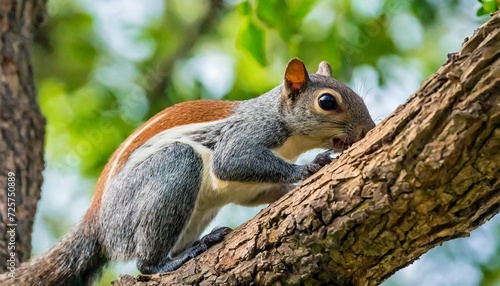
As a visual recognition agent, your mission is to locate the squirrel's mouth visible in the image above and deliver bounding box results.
[331,136,353,152]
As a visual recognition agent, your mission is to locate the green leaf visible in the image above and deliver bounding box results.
[292,0,316,20]
[256,0,279,28]
[237,19,267,66]
[484,0,499,12]
[255,0,315,40]
[477,7,487,16]
[477,0,499,15]
[238,1,251,16]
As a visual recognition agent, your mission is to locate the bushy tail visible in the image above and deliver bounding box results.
[0,223,107,286]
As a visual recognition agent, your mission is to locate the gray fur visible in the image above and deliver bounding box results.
[210,110,304,183]
[99,142,203,274]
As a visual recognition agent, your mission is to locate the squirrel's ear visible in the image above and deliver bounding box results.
[284,58,309,98]
[316,61,333,77]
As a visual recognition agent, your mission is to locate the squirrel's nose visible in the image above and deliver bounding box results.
[357,120,375,141]
[357,129,367,141]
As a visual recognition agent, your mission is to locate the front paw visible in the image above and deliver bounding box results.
[302,151,334,179]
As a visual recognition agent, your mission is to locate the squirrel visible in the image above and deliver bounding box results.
[0,58,375,285]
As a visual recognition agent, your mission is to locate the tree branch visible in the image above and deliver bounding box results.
[114,12,500,286]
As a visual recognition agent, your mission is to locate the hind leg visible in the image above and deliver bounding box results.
[131,143,205,274]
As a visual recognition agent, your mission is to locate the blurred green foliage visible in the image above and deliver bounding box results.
[32,0,498,285]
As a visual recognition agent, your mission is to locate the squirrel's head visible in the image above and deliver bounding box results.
[281,58,375,152]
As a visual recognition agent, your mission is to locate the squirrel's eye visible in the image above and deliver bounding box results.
[318,94,338,111]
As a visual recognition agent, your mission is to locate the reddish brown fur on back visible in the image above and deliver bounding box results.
[84,100,238,222]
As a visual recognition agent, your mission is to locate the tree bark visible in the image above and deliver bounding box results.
[0,0,46,273]
[114,11,500,286]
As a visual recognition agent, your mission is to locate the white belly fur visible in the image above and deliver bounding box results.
[170,141,282,255]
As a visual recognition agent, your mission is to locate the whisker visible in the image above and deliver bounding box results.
[364,87,375,100]
[374,115,384,124]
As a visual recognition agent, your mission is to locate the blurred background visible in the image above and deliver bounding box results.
[31,0,499,285]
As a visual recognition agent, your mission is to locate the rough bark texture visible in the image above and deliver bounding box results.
[0,0,46,272]
[114,12,500,286]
